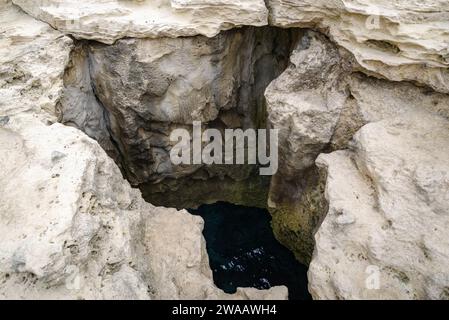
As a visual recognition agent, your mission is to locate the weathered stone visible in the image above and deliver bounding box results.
[306,73,449,299]
[79,26,295,208]
[310,111,449,300]
[60,43,118,161]
[265,28,449,267]
[268,0,449,93]
[265,30,350,264]
[0,1,288,300]
[266,30,350,177]
[12,0,268,44]
[3,0,449,301]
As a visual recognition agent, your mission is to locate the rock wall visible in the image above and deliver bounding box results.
[308,76,449,299]
[268,0,449,93]
[12,0,268,43]
[264,20,449,274]
[311,111,449,299]
[61,26,297,209]
[265,30,351,264]
[1,0,449,300]
[0,1,287,300]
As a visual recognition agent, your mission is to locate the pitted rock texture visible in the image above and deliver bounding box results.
[12,0,268,44]
[12,0,449,93]
[266,30,350,177]
[264,29,449,267]
[310,111,449,300]
[265,30,350,265]
[0,1,287,300]
[64,26,296,208]
[305,72,449,299]
[2,0,449,301]
[267,0,449,93]
[60,43,119,161]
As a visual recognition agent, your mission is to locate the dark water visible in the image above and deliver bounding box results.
[188,202,312,300]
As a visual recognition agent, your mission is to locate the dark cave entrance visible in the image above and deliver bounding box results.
[188,202,312,300]
[60,26,313,300]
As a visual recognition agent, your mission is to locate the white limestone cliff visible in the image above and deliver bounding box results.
[264,27,449,299]
[12,0,268,44]
[1,0,449,301]
[267,0,449,93]
[310,111,449,299]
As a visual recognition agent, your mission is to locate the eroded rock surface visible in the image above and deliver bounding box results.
[264,26,449,270]
[265,30,349,264]
[12,0,268,44]
[12,0,449,94]
[305,68,449,299]
[310,111,449,300]
[2,0,449,301]
[268,0,449,93]
[67,26,296,209]
[0,1,287,300]
[267,30,350,177]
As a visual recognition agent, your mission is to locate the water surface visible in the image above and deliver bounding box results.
[189,202,312,300]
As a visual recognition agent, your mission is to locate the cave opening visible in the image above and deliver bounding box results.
[60,25,313,299]
[188,202,312,300]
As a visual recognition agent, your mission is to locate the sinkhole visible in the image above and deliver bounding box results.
[188,202,312,300]
[60,25,314,300]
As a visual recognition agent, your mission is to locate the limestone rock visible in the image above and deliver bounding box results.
[4,0,449,301]
[265,30,349,264]
[264,28,449,266]
[309,111,449,300]
[145,207,287,300]
[11,0,449,93]
[266,30,349,177]
[60,43,119,161]
[0,0,73,123]
[0,119,287,300]
[347,74,449,122]
[268,0,449,93]
[12,0,268,44]
[0,1,287,300]
[77,26,295,208]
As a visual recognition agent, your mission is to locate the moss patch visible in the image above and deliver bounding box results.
[269,166,328,265]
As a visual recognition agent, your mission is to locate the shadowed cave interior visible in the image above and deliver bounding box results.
[60,26,313,299]
[189,202,312,300]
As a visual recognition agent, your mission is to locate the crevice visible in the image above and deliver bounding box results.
[72,26,299,209]
[58,25,316,299]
